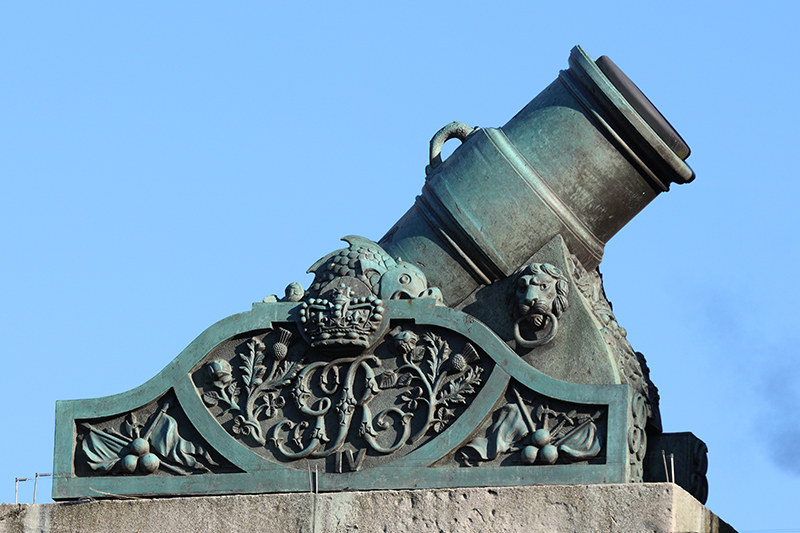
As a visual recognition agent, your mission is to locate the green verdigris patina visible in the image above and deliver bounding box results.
[53,46,706,502]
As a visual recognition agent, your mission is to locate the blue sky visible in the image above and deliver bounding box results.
[2,2,799,531]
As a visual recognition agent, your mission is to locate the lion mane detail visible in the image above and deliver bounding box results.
[509,262,570,331]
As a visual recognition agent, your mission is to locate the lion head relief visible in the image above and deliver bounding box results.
[509,262,570,348]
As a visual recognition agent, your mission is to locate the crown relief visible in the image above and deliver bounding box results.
[294,236,442,352]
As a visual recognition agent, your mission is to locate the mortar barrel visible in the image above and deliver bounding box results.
[379,46,694,306]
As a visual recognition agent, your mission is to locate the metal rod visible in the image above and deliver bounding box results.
[33,473,51,504]
[15,478,29,504]
[670,453,675,485]
[511,386,536,436]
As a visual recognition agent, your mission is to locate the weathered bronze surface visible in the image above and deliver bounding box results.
[380,46,694,306]
[53,46,702,500]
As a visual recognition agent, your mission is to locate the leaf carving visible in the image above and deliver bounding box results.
[274,358,303,388]
[421,332,450,383]
[379,370,398,389]
[202,391,219,407]
[239,342,257,387]
[432,407,455,433]
[437,366,483,406]
[397,373,413,387]
[227,382,240,400]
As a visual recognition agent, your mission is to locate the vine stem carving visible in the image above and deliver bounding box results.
[203,327,483,462]
[204,331,302,446]
[393,332,483,444]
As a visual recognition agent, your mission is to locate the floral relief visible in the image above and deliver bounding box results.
[197,325,484,464]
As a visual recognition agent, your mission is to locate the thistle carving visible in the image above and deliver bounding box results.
[382,328,484,438]
[202,329,302,446]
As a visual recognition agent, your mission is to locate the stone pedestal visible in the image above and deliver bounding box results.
[1,484,735,533]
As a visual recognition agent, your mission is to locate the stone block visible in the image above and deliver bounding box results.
[0,484,735,533]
